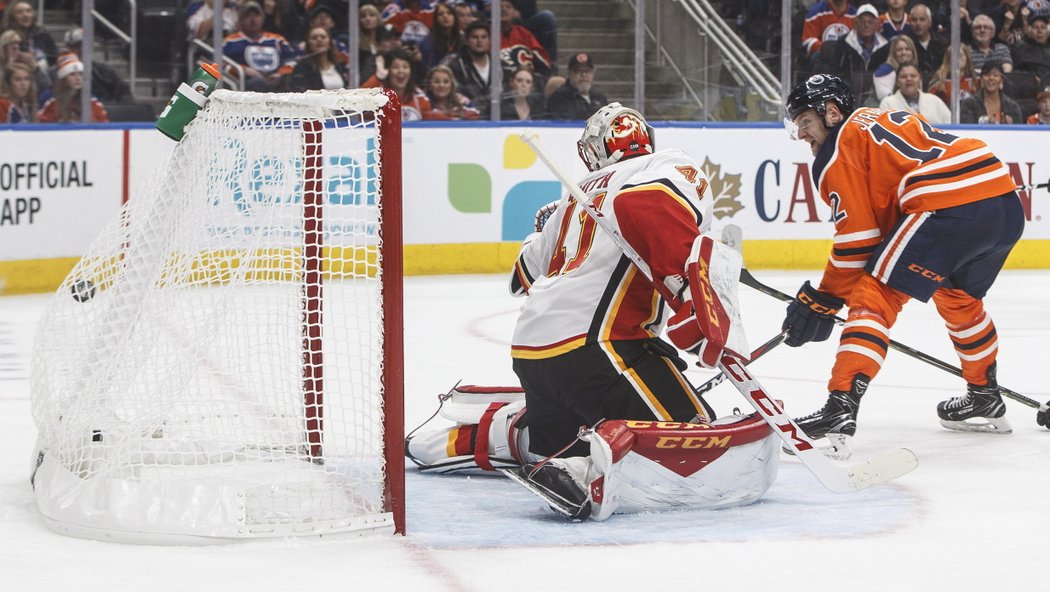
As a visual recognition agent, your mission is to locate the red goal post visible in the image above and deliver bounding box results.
[30,88,405,543]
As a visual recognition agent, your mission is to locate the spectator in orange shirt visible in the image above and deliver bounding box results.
[802,0,856,62]
[384,0,433,47]
[1027,85,1050,123]
[37,53,108,123]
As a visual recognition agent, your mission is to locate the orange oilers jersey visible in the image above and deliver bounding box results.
[510,149,712,360]
[811,107,1017,299]
[802,1,855,56]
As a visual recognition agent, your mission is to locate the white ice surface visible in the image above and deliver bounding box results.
[1,271,1047,591]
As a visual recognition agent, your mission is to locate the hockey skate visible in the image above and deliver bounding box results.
[937,365,1012,434]
[790,374,868,460]
[501,458,592,521]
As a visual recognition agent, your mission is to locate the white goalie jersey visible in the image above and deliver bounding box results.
[510,148,713,359]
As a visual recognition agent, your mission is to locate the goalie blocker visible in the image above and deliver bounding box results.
[406,385,779,521]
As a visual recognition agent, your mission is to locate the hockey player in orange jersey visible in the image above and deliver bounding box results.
[782,74,1024,457]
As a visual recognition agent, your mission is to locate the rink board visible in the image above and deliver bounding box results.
[1,122,1048,293]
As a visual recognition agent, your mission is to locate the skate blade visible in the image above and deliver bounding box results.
[499,468,590,521]
[939,416,1013,434]
[782,433,853,460]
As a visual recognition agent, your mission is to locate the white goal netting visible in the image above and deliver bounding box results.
[30,88,403,543]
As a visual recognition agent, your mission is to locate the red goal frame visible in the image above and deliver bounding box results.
[301,91,404,534]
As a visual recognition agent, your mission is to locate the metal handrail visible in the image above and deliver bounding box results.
[90,3,136,100]
[188,38,245,91]
[37,3,140,101]
[624,0,706,117]
[678,0,781,108]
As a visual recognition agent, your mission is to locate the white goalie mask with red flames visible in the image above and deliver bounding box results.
[577,103,655,172]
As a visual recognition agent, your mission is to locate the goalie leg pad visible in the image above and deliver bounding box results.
[405,385,535,473]
[584,414,779,521]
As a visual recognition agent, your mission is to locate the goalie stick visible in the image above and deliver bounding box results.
[694,331,787,397]
[520,131,918,492]
[732,258,1050,429]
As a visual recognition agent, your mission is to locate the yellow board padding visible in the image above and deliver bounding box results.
[0,257,81,296]
[403,242,523,275]
[4,240,1050,295]
[740,239,1050,270]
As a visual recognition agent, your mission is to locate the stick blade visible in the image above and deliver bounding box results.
[841,447,918,492]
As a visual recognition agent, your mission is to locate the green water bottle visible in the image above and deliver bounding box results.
[156,63,222,141]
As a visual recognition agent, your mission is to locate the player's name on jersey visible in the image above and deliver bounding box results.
[0,161,94,192]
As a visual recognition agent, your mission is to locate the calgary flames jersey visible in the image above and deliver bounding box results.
[812,107,1017,299]
[510,149,712,359]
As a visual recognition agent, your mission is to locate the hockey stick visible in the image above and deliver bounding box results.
[694,330,787,397]
[1016,180,1050,194]
[737,266,1050,424]
[520,131,918,491]
[718,354,917,492]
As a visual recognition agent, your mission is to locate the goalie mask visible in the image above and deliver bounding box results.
[577,103,655,172]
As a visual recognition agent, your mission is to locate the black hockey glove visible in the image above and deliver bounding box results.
[782,281,845,347]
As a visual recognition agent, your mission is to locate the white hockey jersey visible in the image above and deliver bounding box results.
[510,149,713,359]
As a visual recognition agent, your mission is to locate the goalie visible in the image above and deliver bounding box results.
[407,104,778,520]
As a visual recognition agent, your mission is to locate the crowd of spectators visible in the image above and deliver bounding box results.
[3,0,1050,125]
[195,0,577,121]
[1,0,111,122]
[792,0,1050,124]
[0,0,581,124]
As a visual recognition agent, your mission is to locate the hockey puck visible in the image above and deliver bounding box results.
[71,279,96,303]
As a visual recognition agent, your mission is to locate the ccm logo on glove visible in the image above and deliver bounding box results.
[782,281,844,347]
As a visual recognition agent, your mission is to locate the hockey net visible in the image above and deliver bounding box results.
[29,88,404,543]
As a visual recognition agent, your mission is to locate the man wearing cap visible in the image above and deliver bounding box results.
[547,52,607,120]
[1027,86,1050,124]
[222,1,298,92]
[61,28,130,103]
[816,3,889,106]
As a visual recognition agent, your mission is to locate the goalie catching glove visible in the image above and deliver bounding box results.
[782,281,844,347]
[666,235,731,368]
